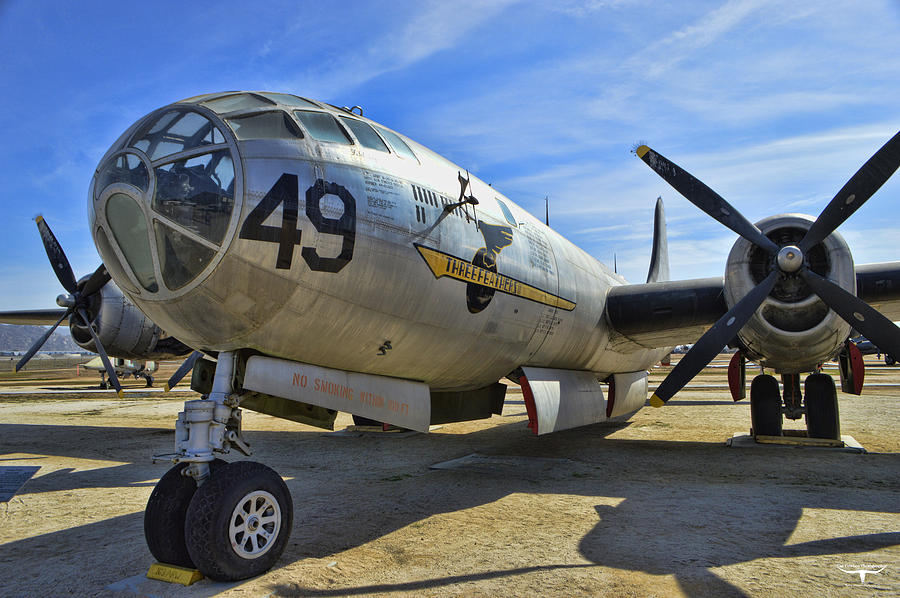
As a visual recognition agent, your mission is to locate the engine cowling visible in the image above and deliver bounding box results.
[724,214,854,373]
[68,279,192,360]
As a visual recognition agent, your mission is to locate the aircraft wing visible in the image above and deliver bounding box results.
[605,276,726,352]
[605,262,900,352]
[856,261,900,321]
[0,309,69,326]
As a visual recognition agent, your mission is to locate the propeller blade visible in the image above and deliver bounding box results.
[15,309,72,372]
[650,271,778,406]
[635,146,779,255]
[800,269,900,360]
[165,351,202,392]
[80,264,111,297]
[35,215,77,294]
[76,307,123,398]
[800,130,900,253]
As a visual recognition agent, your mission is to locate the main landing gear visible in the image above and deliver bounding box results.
[145,352,293,581]
[749,372,840,440]
[99,371,153,388]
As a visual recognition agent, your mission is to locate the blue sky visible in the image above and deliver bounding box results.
[1,0,899,310]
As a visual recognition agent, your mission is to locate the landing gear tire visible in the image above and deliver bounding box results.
[144,459,224,567]
[804,373,840,440]
[99,381,108,390]
[145,375,154,387]
[886,355,896,366]
[750,374,782,437]
[185,461,293,581]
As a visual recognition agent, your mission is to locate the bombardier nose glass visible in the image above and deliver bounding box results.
[94,153,149,198]
[152,150,234,244]
[131,110,226,160]
[93,108,237,295]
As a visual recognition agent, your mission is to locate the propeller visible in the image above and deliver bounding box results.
[636,130,900,406]
[164,350,203,392]
[18,216,123,398]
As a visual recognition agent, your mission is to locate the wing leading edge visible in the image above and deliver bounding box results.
[604,261,900,353]
[0,309,69,326]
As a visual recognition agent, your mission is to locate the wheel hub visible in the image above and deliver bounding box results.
[229,490,281,559]
[246,516,260,532]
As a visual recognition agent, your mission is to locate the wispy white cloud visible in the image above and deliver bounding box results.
[627,0,776,79]
[548,0,640,17]
[2,1,900,309]
[272,0,521,99]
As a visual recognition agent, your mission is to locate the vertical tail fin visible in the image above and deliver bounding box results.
[646,197,669,283]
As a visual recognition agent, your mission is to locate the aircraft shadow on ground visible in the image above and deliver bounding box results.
[1,421,898,597]
[272,431,900,597]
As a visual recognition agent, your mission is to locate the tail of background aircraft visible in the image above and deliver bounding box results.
[646,197,669,283]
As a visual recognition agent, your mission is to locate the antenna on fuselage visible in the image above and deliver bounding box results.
[446,170,479,222]
[614,253,618,274]
[545,196,550,226]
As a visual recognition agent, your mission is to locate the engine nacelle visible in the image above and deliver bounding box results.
[69,280,192,360]
[724,214,854,373]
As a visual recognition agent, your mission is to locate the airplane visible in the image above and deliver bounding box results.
[16,89,900,581]
[80,356,158,388]
[851,335,897,365]
[0,230,201,393]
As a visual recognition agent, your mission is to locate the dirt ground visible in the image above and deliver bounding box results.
[0,357,898,597]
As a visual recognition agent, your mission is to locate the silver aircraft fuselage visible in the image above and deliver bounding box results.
[89,92,666,391]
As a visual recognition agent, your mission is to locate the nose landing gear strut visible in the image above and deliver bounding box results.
[145,352,293,581]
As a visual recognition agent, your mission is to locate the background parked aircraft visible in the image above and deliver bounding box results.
[79,356,157,388]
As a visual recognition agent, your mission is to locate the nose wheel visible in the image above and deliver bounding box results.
[144,459,225,567]
[184,461,293,581]
[145,460,292,580]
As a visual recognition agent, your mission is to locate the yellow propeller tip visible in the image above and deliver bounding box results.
[117,390,124,400]
[636,145,650,158]
[649,394,665,408]
[164,384,171,393]
[35,215,44,224]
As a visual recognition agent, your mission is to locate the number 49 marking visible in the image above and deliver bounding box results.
[239,173,356,273]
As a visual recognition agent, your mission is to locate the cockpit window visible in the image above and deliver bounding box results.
[94,153,149,200]
[339,117,389,152]
[152,149,234,244]
[201,93,276,113]
[153,221,217,290]
[94,227,140,294]
[226,111,303,140]
[177,92,239,104]
[496,199,518,227]
[293,110,352,144]
[106,193,158,292]
[131,111,226,161]
[256,92,320,108]
[374,126,417,161]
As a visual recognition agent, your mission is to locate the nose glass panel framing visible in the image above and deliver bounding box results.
[106,193,158,292]
[92,106,240,297]
[131,110,226,161]
[152,149,235,245]
[94,153,149,199]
